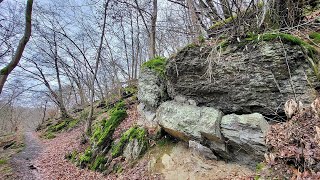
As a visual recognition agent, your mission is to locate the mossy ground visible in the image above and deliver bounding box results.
[141,56,167,77]
[42,118,80,139]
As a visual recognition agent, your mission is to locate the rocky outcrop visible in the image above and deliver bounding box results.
[166,41,317,116]
[137,67,168,127]
[221,113,269,162]
[157,101,223,143]
[155,100,269,165]
[137,37,318,166]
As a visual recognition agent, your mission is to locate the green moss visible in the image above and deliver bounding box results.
[90,155,107,171]
[210,15,236,29]
[0,66,9,75]
[0,158,7,165]
[141,56,167,77]
[113,164,123,174]
[79,147,92,165]
[256,162,265,172]
[310,32,320,44]
[96,109,127,146]
[67,119,79,129]
[80,110,89,121]
[245,32,317,58]
[111,127,147,158]
[123,85,137,96]
[217,40,229,51]
[65,150,78,162]
[198,35,205,43]
[43,132,56,139]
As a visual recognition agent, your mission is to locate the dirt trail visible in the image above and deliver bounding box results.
[10,131,42,180]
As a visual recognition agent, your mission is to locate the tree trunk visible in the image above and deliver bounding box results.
[149,0,157,59]
[85,0,110,135]
[0,0,33,94]
[186,0,202,42]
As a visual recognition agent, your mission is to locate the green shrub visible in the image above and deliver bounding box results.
[142,56,167,77]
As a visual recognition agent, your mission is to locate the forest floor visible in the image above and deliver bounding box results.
[7,126,254,180]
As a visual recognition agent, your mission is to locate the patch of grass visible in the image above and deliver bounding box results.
[46,118,80,135]
[111,127,147,158]
[0,159,7,165]
[216,39,229,51]
[141,56,167,77]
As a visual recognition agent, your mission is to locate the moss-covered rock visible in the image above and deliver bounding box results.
[90,154,107,171]
[111,127,147,159]
[141,56,167,77]
[79,147,92,167]
[245,32,317,57]
[96,110,127,147]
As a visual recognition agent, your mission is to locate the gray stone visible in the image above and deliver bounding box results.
[157,101,226,154]
[174,95,187,103]
[189,140,217,160]
[221,113,269,163]
[188,99,198,106]
[123,139,144,161]
[166,41,318,116]
[137,103,157,128]
[138,68,167,110]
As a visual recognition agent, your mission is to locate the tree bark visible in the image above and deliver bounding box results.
[0,0,33,94]
[149,0,157,59]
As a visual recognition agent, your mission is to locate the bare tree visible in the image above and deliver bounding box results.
[85,0,111,135]
[0,0,33,94]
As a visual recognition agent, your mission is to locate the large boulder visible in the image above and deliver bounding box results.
[221,113,269,163]
[156,101,227,155]
[138,68,167,110]
[166,41,317,116]
[138,67,168,127]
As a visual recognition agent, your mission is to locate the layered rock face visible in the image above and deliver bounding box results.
[138,40,318,166]
[166,41,317,115]
[137,68,167,128]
